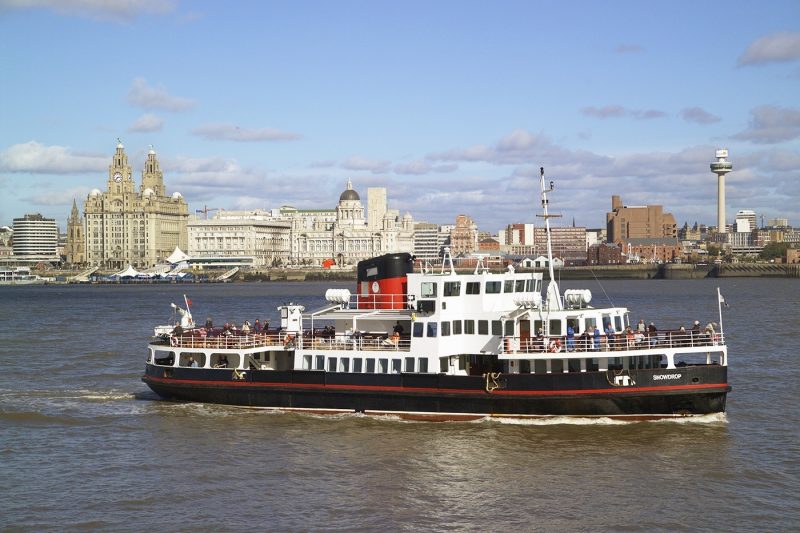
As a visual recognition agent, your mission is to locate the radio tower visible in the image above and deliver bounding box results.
[710,149,733,233]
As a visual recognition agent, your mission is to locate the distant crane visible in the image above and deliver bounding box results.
[196,205,219,219]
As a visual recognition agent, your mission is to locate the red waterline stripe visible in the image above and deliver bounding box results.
[144,375,728,397]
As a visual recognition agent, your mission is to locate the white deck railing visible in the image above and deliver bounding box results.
[157,330,411,352]
[501,330,725,355]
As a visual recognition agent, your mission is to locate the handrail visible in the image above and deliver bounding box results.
[155,329,411,352]
[501,330,725,355]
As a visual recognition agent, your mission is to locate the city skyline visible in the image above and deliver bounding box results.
[1,1,798,232]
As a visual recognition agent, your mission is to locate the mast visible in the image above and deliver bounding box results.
[537,167,563,310]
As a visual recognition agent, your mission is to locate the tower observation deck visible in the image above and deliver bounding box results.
[711,149,733,234]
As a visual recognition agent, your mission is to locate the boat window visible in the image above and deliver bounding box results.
[366,358,376,373]
[427,322,438,337]
[420,282,437,298]
[534,319,543,336]
[567,318,579,333]
[520,360,531,373]
[417,300,436,314]
[459,355,467,370]
[453,320,462,335]
[464,320,475,334]
[360,281,369,296]
[340,358,350,372]
[492,320,502,335]
[585,317,597,330]
[378,358,388,373]
[478,320,489,335]
[441,322,451,336]
[392,359,402,373]
[315,355,325,370]
[504,280,514,293]
[515,280,526,292]
[549,319,562,335]
[602,314,612,330]
[328,357,338,372]
[466,282,480,295]
[443,281,461,296]
[486,281,501,294]
[525,279,533,292]
[440,358,448,372]
[302,355,312,370]
[413,322,424,337]
[419,358,428,373]
[405,357,415,372]
[353,359,363,373]
[614,316,623,331]
[504,321,514,335]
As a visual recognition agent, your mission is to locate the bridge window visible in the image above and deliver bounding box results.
[466,282,480,295]
[478,320,489,335]
[421,282,437,297]
[444,281,461,296]
[504,280,514,293]
[413,322,424,337]
[515,280,526,292]
[549,319,562,335]
[453,320,462,335]
[486,281,501,294]
[465,320,475,334]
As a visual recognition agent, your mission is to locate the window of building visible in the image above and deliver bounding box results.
[466,282,480,295]
[485,281,501,294]
[443,281,461,296]
[465,320,475,334]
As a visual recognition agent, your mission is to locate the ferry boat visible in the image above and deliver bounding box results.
[142,170,730,420]
[0,267,52,285]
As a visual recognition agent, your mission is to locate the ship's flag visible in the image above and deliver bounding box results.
[717,290,728,307]
[186,298,193,306]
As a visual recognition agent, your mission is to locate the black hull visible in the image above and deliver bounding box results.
[142,364,729,420]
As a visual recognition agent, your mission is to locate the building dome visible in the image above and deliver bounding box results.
[143,188,155,196]
[90,188,102,197]
[339,179,360,201]
[171,191,183,200]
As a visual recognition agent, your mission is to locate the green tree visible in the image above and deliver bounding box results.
[759,242,789,260]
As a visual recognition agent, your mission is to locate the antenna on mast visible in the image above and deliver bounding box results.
[536,167,563,310]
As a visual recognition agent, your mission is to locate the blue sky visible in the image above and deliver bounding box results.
[1,0,799,233]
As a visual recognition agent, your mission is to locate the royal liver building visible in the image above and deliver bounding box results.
[75,141,188,269]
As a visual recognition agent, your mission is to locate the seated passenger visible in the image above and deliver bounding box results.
[187,356,197,368]
[216,355,229,368]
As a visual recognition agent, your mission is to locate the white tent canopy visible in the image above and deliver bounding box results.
[114,264,140,278]
[166,246,190,264]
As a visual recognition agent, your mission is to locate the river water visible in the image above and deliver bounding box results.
[1,278,798,532]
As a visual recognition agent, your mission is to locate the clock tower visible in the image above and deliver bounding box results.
[107,139,134,194]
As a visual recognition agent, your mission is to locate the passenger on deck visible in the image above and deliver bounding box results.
[390,330,400,346]
[172,324,183,337]
[187,356,197,367]
[625,326,635,349]
[637,319,646,334]
[253,319,262,332]
[648,321,658,346]
[393,321,405,335]
[205,317,213,330]
[604,323,615,350]
[242,321,251,333]
[566,325,575,352]
[593,326,601,351]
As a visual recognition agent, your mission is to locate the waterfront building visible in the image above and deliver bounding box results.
[619,237,682,263]
[187,181,414,267]
[587,243,623,265]
[735,209,757,231]
[449,215,478,256]
[78,142,188,269]
[501,225,587,265]
[412,222,442,261]
[64,200,86,265]
[606,195,677,243]
[11,213,59,262]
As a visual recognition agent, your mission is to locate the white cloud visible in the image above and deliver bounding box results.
[191,123,301,142]
[394,160,458,175]
[341,155,391,174]
[680,107,721,125]
[0,0,176,22]
[22,186,91,206]
[738,31,800,66]
[127,77,196,112]
[733,105,800,144]
[0,141,106,173]
[582,106,667,120]
[128,113,164,132]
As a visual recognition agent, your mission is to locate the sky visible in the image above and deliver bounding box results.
[1,0,799,234]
